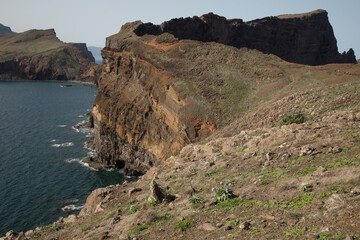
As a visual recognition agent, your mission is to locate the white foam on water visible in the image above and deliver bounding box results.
[79,159,98,171]
[57,125,67,128]
[51,142,74,148]
[64,158,80,163]
[61,204,84,212]
[49,139,57,142]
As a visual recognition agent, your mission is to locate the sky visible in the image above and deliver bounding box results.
[0,0,359,57]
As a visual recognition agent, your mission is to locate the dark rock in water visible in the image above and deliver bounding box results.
[133,10,356,65]
[82,157,104,170]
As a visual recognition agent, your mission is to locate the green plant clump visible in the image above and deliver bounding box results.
[285,227,306,239]
[282,192,315,209]
[189,194,204,206]
[128,204,140,215]
[212,181,236,202]
[280,112,306,126]
[174,219,194,231]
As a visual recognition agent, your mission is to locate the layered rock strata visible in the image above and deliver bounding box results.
[0,29,96,81]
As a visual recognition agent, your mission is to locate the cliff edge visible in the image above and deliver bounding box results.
[0,29,96,82]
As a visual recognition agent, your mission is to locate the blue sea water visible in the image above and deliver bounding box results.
[0,81,126,235]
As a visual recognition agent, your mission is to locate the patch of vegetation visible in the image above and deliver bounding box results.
[334,233,346,240]
[216,198,244,211]
[188,167,197,176]
[226,218,241,226]
[147,197,157,206]
[212,181,236,202]
[128,204,140,215]
[238,145,248,152]
[284,227,306,239]
[128,222,152,236]
[189,194,204,208]
[297,165,317,175]
[174,218,194,231]
[281,193,315,209]
[128,199,138,205]
[220,75,249,115]
[258,179,273,185]
[290,213,303,220]
[326,156,359,168]
[280,112,306,126]
[81,226,91,232]
[204,167,224,177]
[246,226,266,236]
[318,232,332,240]
[354,136,360,143]
[43,223,63,232]
[319,187,343,198]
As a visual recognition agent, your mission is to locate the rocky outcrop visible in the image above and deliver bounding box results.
[0,29,96,82]
[134,10,356,65]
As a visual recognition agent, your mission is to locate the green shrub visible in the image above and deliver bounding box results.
[212,181,236,202]
[280,112,306,126]
[174,219,194,231]
[285,227,306,239]
[128,204,140,215]
[189,194,204,206]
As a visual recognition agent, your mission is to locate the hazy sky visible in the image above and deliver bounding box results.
[0,0,359,57]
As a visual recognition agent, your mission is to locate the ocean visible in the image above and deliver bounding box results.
[0,81,126,235]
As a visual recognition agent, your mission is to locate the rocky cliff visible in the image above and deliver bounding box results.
[134,10,356,65]
[92,10,357,175]
[0,29,96,82]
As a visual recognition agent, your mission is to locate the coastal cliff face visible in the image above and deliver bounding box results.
[92,10,357,175]
[0,29,96,82]
[135,10,356,66]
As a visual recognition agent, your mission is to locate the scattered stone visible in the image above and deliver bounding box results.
[299,146,315,156]
[266,152,273,161]
[119,234,131,240]
[345,235,355,240]
[239,221,251,230]
[198,223,217,231]
[313,166,327,177]
[63,214,77,224]
[100,231,110,240]
[216,223,224,228]
[112,215,121,224]
[324,194,346,212]
[150,179,167,203]
[350,186,360,196]
[260,214,275,220]
[25,230,34,237]
[327,146,342,154]
[128,187,142,197]
[224,225,232,231]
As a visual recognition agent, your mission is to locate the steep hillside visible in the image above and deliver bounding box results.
[0,29,96,82]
